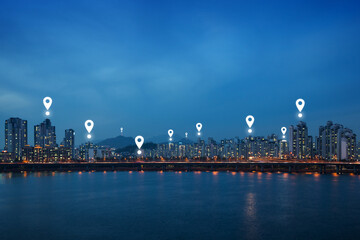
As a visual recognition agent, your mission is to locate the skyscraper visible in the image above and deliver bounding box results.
[5,118,28,160]
[279,140,289,159]
[64,129,75,158]
[318,121,332,159]
[34,119,56,147]
[318,121,356,161]
[289,125,296,155]
[289,121,309,159]
[338,128,356,161]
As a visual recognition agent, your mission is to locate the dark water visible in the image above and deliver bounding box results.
[0,171,359,240]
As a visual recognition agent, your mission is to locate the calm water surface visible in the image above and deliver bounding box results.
[0,171,359,240]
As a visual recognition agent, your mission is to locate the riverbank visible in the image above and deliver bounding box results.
[0,162,359,174]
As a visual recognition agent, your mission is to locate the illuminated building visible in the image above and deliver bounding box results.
[279,140,289,159]
[318,121,357,161]
[289,121,310,159]
[34,119,57,147]
[64,129,75,158]
[5,118,28,160]
[22,145,72,162]
[0,151,14,162]
[339,128,356,161]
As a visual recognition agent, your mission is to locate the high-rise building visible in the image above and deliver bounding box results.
[5,118,28,160]
[34,119,56,147]
[289,125,296,155]
[268,134,279,158]
[279,140,289,159]
[318,121,356,161]
[308,135,314,159]
[338,128,356,161]
[318,121,333,159]
[289,121,309,159]
[63,129,75,158]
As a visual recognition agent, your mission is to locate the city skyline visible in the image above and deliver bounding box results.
[0,105,359,148]
[2,115,358,162]
[1,2,360,239]
[1,1,360,143]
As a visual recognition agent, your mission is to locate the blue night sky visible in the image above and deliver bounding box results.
[0,0,360,146]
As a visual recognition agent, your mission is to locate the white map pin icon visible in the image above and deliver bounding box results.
[296,99,305,112]
[196,123,202,132]
[168,129,174,138]
[85,120,94,139]
[281,127,287,135]
[43,97,52,116]
[135,136,144,154]
[85,120,94,133]
[246,115,254,128]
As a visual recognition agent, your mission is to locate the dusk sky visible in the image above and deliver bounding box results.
[1,0,360,146]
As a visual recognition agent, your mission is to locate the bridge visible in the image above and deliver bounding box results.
[0,162,359,174]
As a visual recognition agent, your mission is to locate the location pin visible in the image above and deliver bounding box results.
[196,123,202,136]
[185,132,188,138]
[84,120,94,139]
[296,99,305,118]
[135,136,144,155]
[246,115,254,133]
[43,97,52,116]
[168,129,174,141]
[281,127,287,138]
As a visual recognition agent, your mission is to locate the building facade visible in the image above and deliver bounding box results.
[5,118,28,160]
[34,119,57,147]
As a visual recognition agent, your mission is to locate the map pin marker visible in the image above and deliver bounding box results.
[196,123,202,136]
[296,99,305,118]
[246,115,254,133]
[281,127,287,138]
[85,120,94,139]
[43,97,52,116]
[135,136,144,154]
[168,129,174,141]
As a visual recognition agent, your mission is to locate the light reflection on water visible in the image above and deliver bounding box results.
[0,171,359,240]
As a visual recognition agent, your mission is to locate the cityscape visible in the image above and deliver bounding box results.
[1,116,358,163]
[1,1,360,239]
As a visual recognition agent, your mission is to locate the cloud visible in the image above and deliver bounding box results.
[0,89,32,112]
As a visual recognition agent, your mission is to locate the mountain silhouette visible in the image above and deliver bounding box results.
[96,135,134,149]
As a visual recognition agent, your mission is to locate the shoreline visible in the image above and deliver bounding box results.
[0,162,359,174]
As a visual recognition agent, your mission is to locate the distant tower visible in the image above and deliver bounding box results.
[5,118,28,160]
[64,129,75,158]
[120,127,124,136]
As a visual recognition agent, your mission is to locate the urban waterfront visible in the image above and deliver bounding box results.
[1,171,360,240]
[1,1,360,239]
